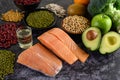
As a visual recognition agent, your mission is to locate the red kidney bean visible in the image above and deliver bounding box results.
[14,0,40,5]
[0,23,18,48]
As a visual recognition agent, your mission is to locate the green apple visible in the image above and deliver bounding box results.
[91,14,112,34]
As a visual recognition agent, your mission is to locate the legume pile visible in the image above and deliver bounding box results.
[0,50,15,80]
[14,0,40,5]
[0,23,18,48]
[26,10,54,29]
[1,9,24,22]
[62,15,90,34]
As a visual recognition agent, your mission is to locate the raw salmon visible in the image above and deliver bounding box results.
[38,32,78,65]
[47,28,89,63]
[17,43,62,77]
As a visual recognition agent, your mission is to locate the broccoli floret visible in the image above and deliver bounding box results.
[87,0,116,16]
[104,3,120,30]
[114,0,120,9]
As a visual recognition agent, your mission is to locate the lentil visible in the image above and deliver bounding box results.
[1,9,24,22]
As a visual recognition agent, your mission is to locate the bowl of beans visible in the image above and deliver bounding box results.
[14,0,41,11]
[24,9,57,31]
[0,23,18,48]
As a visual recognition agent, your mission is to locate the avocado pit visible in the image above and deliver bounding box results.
[86,30,98,40]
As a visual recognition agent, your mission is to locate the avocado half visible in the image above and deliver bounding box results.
[99,31,120,54]
[82,27,101,51]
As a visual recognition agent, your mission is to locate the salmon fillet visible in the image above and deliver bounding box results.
[47,28,89,63]
[38,32,78,65]
[17,43,62,77]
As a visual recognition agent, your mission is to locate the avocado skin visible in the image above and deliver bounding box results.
[82,27,101,51]
[99,31,120,54]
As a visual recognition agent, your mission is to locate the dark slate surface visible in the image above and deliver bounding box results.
[0,0,120,80]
